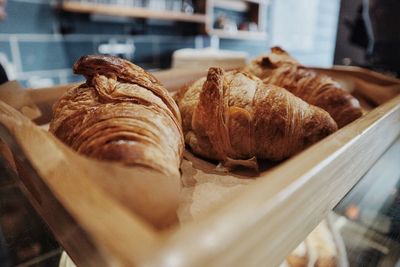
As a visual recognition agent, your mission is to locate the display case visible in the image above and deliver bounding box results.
[333,135,400,267]
[0,66,399,266]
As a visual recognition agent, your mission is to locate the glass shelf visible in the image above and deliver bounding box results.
[333,134,400,266]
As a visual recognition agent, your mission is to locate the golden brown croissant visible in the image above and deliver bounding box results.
[245,47,362,128]
[175,67,338,169]
[49,55,184,177]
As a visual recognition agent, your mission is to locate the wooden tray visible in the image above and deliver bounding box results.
[0,67,399,267]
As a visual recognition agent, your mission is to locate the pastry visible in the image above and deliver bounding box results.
[49,55,184,177]
[175,67,338,169]
[285,242,311,267]
[245,47,362,128]
[281,220,341,267]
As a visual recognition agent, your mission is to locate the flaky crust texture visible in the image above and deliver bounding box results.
[245,47,362,128]
[175,67,338,169]
[49,55,184,177]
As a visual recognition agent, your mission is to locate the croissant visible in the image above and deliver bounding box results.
[49,55,184,177]
[175,67,338,169]
[245,47,362,128]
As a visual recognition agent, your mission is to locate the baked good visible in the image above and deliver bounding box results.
[49,55,184,177]
[308,220,339,267]
[285,242,310,267]
[281,220,340,267]
[175,67,338,169]
[245,47,362,128]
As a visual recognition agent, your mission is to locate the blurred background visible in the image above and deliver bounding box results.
[0,0,343,88]
[2,0,399,88]
[0,0,399,266]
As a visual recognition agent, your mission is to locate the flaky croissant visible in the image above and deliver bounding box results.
[245,47,362,128]
[175,67,338,169]
[49,55,184,177]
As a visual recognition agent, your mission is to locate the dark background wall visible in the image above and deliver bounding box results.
[334,0,400,76]
[334,0,368,67]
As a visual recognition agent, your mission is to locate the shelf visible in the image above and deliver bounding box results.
[206,0,268,40]
[208,28,267,40]
[244,0,270,4]
[213,0,249,12]
[212,0,270,12]
[61,2,207,23]
[61,1,269,40]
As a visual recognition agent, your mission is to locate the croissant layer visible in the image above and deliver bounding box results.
[245,47,362,128]
[175,68,338,168]
[50,55,184,177]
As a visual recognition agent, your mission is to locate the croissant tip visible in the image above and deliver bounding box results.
[73,54,129,75]
[207,67,225,79]
[208,67,224,74]
[271,46,288,54]
[73,55,86,74]
[259,56,276,68]
[73,54,100,75]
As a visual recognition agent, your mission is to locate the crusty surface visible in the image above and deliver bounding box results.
[49,55,184,177]
[245,47,362,128]
[175,67,338,169]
